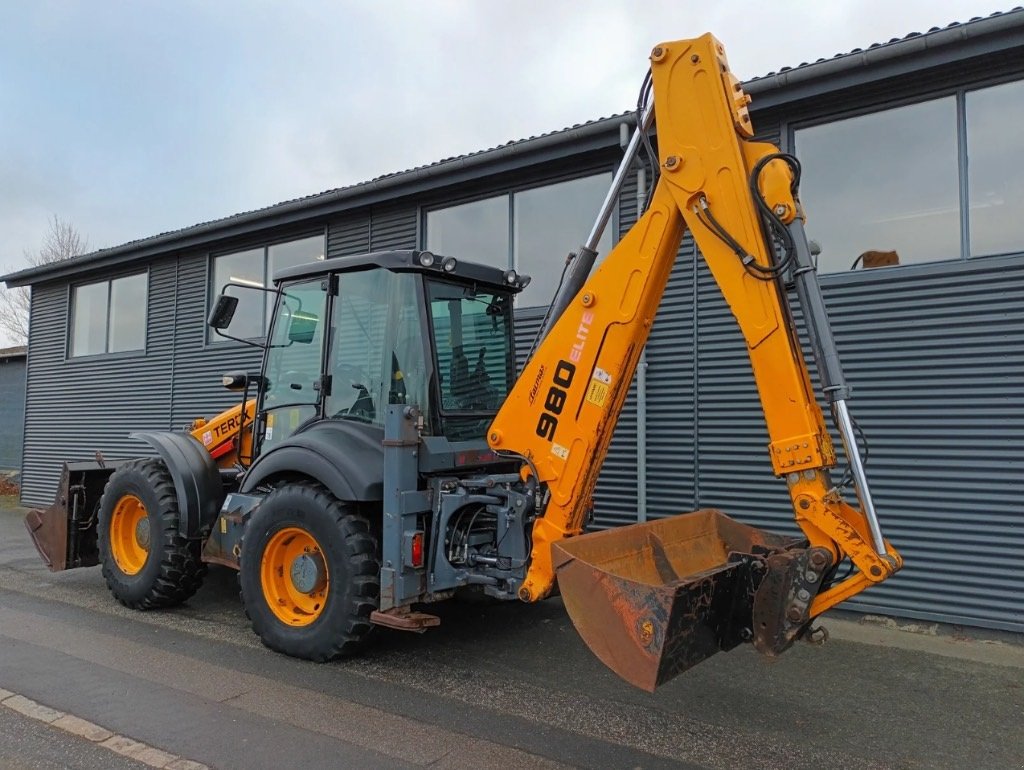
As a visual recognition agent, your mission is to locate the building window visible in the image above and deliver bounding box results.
[70,273,148,357]
[426,196,509,269]
[795,78,1024,273]
[796,97,960,273]
[209,233,325,340]
[966,79,1024,257]
[425,173,613,307]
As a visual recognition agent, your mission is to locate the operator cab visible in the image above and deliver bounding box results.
[215,250,527,459]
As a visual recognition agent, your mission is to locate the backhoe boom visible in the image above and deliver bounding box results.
[487,34,901,686]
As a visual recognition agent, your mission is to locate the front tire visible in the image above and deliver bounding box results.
[98,459,206,609]
[239,482,380,661]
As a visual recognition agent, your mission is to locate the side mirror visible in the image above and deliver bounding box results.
[208,295,238,330]
[287,311,319,345]
[221,371,268,391]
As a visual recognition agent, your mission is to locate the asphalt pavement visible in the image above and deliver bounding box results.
[0,704,150,770]
[1,497,1022,769]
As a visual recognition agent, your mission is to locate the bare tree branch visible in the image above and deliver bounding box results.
[0,281,31,344]
[1,215,88,346]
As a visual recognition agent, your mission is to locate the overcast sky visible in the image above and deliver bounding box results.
[0,0,1009,341]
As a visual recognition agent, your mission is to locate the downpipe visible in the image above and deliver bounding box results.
[635,154,649,524]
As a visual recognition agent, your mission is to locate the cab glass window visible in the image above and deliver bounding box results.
[260,280,327,451]
[427,279,513,441]
[327,270,426,426]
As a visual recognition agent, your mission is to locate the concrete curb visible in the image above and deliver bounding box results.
[821,615,1024,669]
[0,688,210,769]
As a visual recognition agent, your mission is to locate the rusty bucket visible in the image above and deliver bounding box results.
[23,461,118,571]
[552,509,796,692]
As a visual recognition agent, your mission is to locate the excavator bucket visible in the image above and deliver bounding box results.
[552,509,827,692]
[23,461,119,571]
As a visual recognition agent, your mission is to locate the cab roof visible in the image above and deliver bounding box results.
[273,249,523,293]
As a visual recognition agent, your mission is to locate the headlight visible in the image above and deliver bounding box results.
[418,252,436,267]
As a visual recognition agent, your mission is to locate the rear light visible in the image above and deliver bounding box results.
[410,531,424,568]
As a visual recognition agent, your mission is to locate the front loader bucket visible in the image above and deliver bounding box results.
[23,461,120,571]
[552,509,807,692]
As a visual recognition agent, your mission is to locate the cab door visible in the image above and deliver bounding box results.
[258,279,329,453]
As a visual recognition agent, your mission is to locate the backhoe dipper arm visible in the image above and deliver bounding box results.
[487,34,901,611]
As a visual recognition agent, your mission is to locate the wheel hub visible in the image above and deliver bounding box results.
[290,551,327,594]
[110,493,150,576]
[134,517,151,550]
[260,527,330,626]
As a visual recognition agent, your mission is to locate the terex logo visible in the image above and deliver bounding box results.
[213,415,241,439]
[535,311,595,442]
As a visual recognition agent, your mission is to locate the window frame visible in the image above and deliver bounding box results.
[787,71,1024,273]
[66,270,150,360]
[206,229,327,345]
[420,167,618,307]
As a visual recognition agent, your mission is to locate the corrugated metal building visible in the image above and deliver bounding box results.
[3,11,1022,632]
[0,346,27,473]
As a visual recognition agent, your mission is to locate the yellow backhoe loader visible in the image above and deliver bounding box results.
[26,33,901,692]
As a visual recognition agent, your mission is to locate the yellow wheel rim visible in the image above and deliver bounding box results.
[261,527,329,626]
[110,494,150,575]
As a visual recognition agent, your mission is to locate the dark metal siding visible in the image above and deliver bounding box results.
[327,215,371,258]
[680,254,1024,632]
[0,355,25,471]
[370,206,417,251]
[816,256,1023,630]
[21,264,177,506]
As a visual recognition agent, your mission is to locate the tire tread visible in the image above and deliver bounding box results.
[99,458,206,610]
[242,481,380,661]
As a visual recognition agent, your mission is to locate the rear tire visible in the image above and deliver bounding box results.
[98,459,207,609]
[239,482,380,661]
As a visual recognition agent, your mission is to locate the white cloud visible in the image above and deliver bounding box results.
[0,0,1008,312]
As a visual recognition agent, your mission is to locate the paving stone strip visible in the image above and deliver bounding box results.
[0,688,210,770]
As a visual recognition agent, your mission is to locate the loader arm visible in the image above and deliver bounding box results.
[487,35,900,632]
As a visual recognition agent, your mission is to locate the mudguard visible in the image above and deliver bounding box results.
[130,431,223,538]
[240,420,384,502]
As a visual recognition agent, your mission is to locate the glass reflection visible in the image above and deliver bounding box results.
[967,79,1024,257]
[797,97,960,272]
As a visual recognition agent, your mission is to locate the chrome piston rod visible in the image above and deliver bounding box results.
[584,100,656,251]
[535,100,655,346]
[833,399,887,555]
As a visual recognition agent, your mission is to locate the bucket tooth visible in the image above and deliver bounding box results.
[552,509,797,691]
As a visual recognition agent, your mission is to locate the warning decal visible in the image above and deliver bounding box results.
[586,379,609,408]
